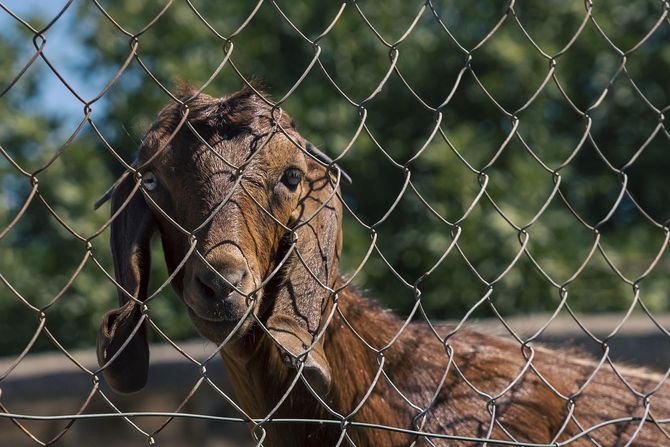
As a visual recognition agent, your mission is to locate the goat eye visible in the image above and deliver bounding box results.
[280,168,303,190]
[142,171,158,191]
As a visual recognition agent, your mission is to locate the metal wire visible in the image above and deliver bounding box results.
[1,0,669,446]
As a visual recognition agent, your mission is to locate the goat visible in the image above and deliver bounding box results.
[96,86,670,446]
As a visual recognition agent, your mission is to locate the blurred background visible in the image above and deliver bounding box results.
[0,0,669,445]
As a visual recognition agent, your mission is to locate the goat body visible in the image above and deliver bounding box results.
[224,285,670,446]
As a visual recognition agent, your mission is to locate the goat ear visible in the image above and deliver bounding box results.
[266,152,342,396]
[97,172,155,393]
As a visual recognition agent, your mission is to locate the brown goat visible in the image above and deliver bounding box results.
[96,86,670,446]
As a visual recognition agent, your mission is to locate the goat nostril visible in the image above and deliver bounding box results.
[197,275,217,299]
[195,268,246,301]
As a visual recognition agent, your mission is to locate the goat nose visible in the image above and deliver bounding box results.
[196,268,245,300]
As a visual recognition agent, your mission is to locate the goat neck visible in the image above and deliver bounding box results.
[219,283,412,446]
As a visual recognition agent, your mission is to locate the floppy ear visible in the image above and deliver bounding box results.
[266,146,343,396]
[96,172,155,393]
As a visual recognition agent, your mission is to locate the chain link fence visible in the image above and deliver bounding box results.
[1,0,670,445]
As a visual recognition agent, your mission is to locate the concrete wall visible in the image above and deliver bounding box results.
[1,313,669,446]
[0,341,252,446]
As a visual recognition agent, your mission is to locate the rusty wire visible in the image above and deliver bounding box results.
[1,0,670,446]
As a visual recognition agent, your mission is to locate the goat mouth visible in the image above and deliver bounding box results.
[186,305,255,342]
[185,301,243,323]
[183,289,256,322]
[187,307,230,323]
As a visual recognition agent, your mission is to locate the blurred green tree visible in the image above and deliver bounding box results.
[0,0,668,356]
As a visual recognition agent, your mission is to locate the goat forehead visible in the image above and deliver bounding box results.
[138,118,304,191]
[154,144,277,203]
[202,135,302,177]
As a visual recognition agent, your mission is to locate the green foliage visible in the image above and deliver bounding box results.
[1,0,668,356]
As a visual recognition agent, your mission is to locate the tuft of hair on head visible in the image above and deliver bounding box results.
[174,81,219,110]
[174,80,301,137]
[175,79,198,99]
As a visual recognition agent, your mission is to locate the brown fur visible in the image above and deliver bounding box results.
[98,86,670,446]
[220,286,670,446]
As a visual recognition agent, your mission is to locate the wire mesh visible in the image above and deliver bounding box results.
[1,0,670,445]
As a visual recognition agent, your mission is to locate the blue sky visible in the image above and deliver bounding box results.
[1,0,107,122]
